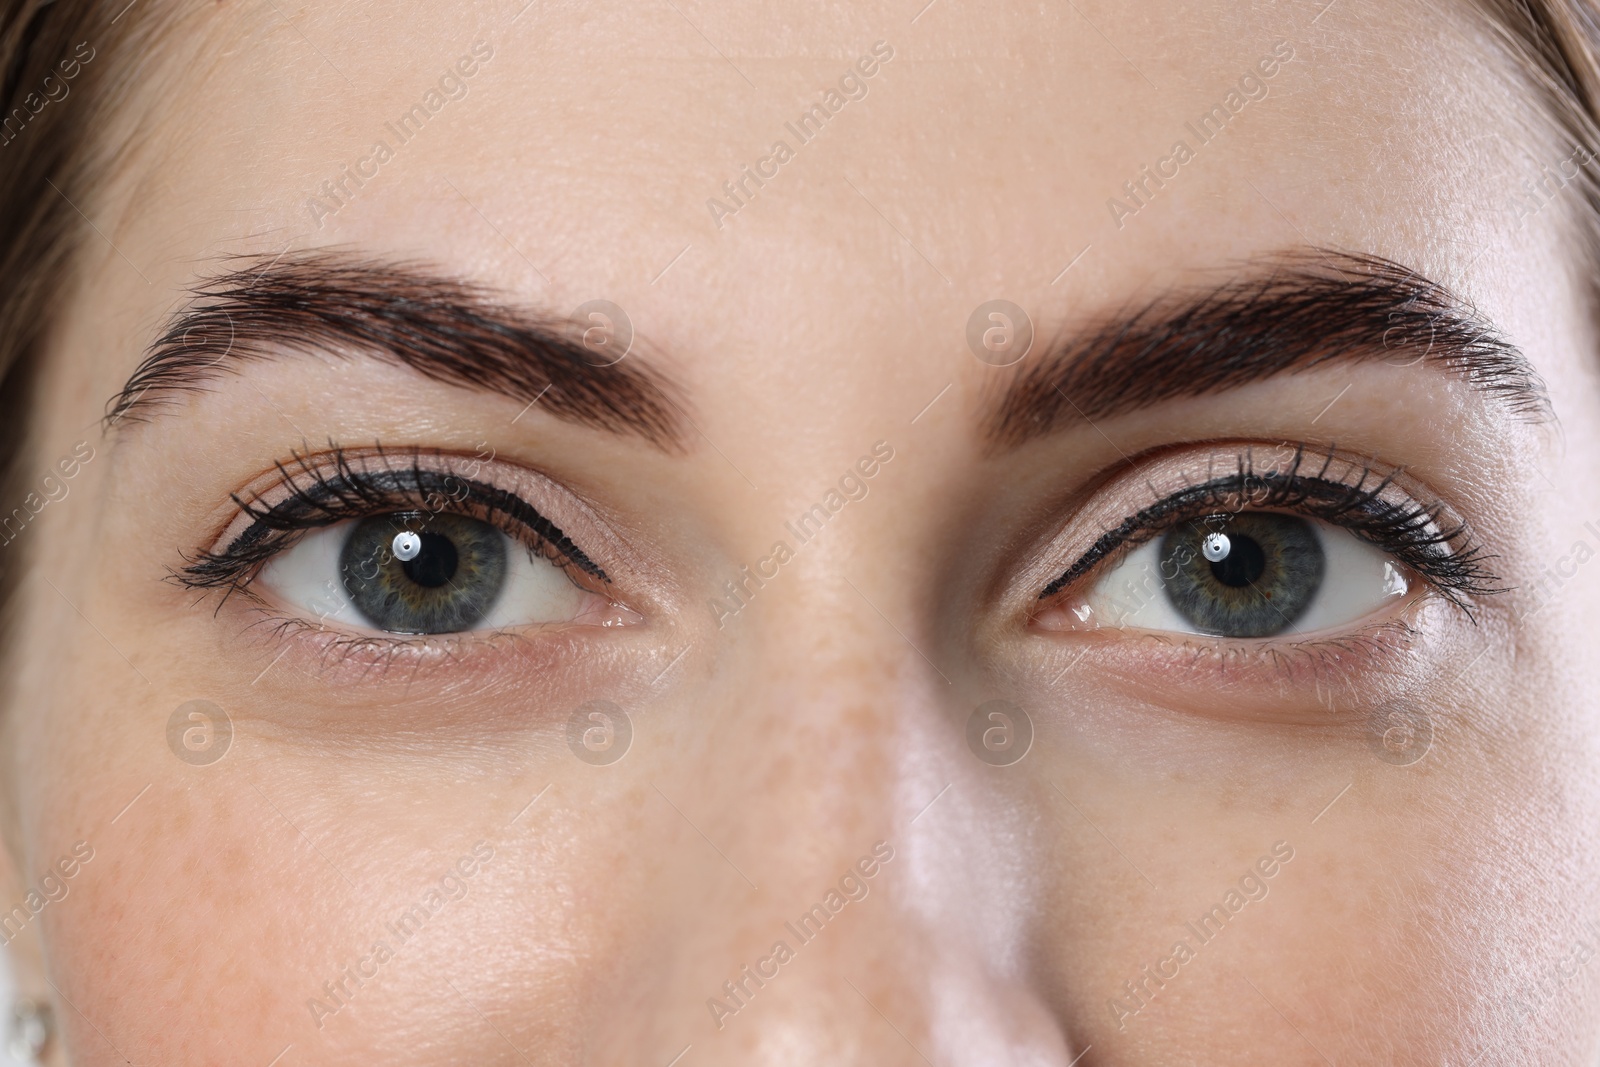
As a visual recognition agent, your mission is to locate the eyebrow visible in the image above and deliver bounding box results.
[985,250,1552,450]
[108,252,686,449]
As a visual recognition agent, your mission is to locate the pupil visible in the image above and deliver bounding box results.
[400,532,459,588]
[1208,534,1265,587]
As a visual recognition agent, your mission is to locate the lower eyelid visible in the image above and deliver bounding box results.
[1022,617,1430,729]
[228,608,617,698]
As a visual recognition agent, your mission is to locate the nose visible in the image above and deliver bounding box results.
[596,569,1088,1066]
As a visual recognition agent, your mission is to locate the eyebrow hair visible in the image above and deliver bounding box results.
[985,250,1552,450]
[107,252,686,449]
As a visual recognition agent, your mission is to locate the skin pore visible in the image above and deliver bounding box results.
[2,0,1600,1064]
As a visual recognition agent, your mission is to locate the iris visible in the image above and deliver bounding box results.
[340,511,507,633]
[1159,513,1326,637]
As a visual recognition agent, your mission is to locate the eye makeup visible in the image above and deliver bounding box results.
[177,444,613,617]
[1034,443,1501,619]
[181,434,1500,702]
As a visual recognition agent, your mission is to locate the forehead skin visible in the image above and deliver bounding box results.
[9,0,1600,1065]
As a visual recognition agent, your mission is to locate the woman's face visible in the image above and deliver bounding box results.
[6,0,1600,1062]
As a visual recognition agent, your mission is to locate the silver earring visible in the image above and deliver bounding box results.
[6,998,52,1064]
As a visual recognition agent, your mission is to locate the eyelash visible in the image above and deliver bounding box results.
[182,442,1495,645]
[176,445,604,599]
[1037,443,1501,613]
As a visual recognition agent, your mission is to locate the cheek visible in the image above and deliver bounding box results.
[45,776,302,1062]
[1012,693,1581,1060]
[34,702,675,1065]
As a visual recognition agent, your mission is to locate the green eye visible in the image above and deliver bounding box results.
[340,512,508,633]
[1159,513,1326,637]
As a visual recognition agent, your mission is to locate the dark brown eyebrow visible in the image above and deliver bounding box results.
[107,251,686,450]
[986,250,1552,450]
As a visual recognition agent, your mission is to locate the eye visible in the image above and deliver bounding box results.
[1032,444,1501,641]
[1063,511,1410,638]
[179,446,638,637]
[259,510,609,634]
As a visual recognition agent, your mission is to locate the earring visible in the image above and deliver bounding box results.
[6,998,52,1064]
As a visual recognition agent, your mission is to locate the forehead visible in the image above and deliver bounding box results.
[86,0,1564,401]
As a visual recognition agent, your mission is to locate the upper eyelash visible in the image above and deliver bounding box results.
[1037,443,1502,612]
[175,444,606,596]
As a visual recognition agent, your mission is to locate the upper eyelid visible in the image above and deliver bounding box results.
[1043,479,1382,592]
[248,466,605,579]
[1038,450,1347,598]
[180,447,608,592]
[1034,448,1497,607]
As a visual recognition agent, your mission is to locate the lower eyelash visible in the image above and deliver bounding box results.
[1038,443,1502,612]
[175,444,604,597]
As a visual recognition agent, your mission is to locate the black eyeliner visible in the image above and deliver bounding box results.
[176,444,605,594]
[1037,444,1500,611]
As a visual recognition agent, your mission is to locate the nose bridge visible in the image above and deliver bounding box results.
[714,543,951,879]
[693,575,926,904]
[755,580,915,796]
[610,569,1082,1064]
